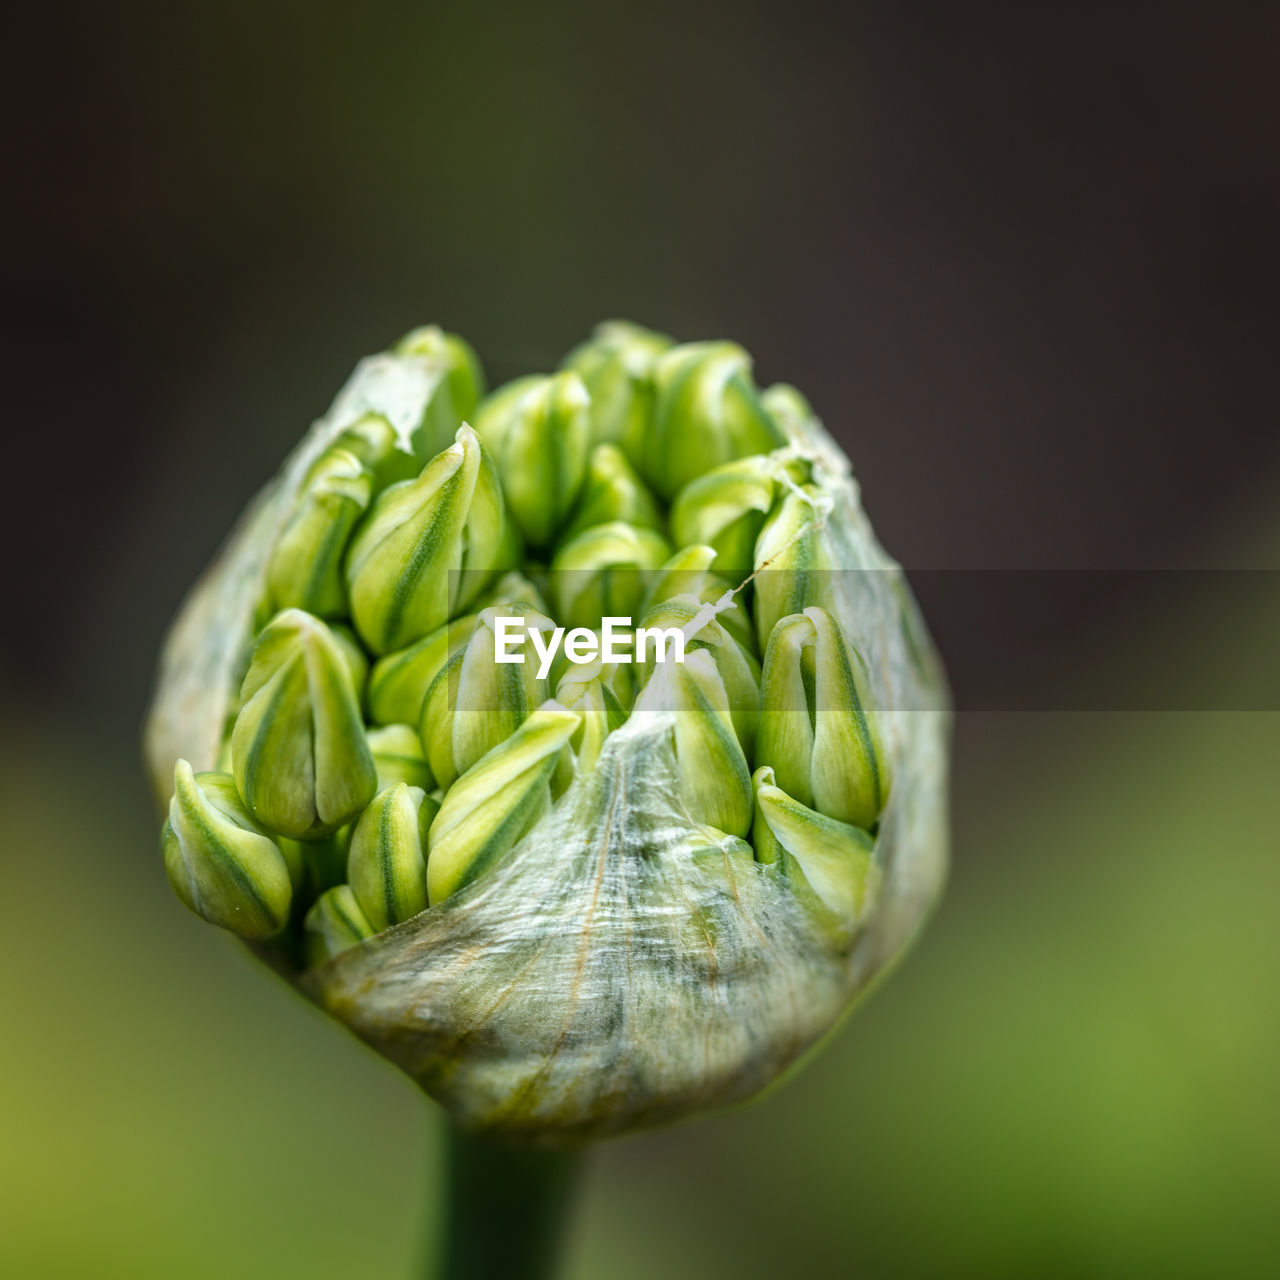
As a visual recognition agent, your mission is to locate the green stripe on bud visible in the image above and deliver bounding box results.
[562,443,664,541]
[549,520,672,630]
[347,782,435,930]
[266,447,373,618]
[757,607,890,829]
[366,613,477,727]
[561,320,674,455]
[752,483,836,649]
[345,425,515,653]
[426,702,581,904]
[393,326,486,460]
[752,765,879,932]
[420,605,553,790]
[162,761,294,938]
[640,342,787,500]
[367,723,433,791]
[231,609,378,839]
[475,371,591,548]
[669,454,777,585]
[638,648,753,836]
[304,885,375,966]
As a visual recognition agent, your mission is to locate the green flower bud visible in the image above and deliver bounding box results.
[637,648,753,836]
[549,521,672,631]
[470,375,541,443]
[348,782,436,930]
[426,702,581,904]
[669,454,777,584]
[760,383,816,440]
[757,607,890,829]
[420,605,554,790]
[329,413,421,488]
[329,623,370,705]
[266,448,373,617]
[554,660,628,775]
[474,371,591,548]
[345,425,516,653]
[474,569,551,616]
[304,885,375,966]
[561,319,674,455]
[561,443,664,540]
[393,325,486,460]
[544,627,637,708]
[639,341,787,500]
[751,482,836,649]
[752,766,879,933]
[231,609,378,839]
[162,761,294,938]
[366,614,477,727]
[642,544,755,656]
[367,723,432,790]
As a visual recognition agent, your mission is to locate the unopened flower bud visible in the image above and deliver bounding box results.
[642,544,755,655]
[640,342,787,500]
[550,520,672,630]
[751,483,836,648]
[348,782,436,930]
[304,885,375,966]
[345,425,515,653]
[760,383,816,439]
[367,723,432,790]
[426,702,581,904]
[752,765,879,933]
[162,761,294,938]
[561,320,673,455]
[757,607,889,829]
[554,660,628,775]
[366,614,477,727]
[562,443,664,540]
[669,454,777,584]
[393,325,486,460]
[420,605,554,790]
[266,448,373,617]
[231,609,378,839]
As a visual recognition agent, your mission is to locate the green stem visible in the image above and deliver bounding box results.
[437,1125,583,1280]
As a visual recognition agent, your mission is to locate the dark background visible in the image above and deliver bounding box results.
[4,5,1279,1278]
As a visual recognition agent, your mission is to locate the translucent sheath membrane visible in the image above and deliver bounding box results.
[146,337,949,1145]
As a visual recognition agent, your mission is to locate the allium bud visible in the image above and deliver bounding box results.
[162,761,294,938]
[473,371,591,548]
[751,482,836,649]
[265,447,372,617]
[348,782,437,930]
[642,544,755,655]
[562,443,664,540]
[669,454,778,585]
[549,520,672,630]
[426,702,581,904]
[393,325,486,460]
[554,660,628,775]
[561,319,673,454]
[345,425,515,653]
[304,885,375,966]
[757,606,889,829]
[366,614,477,727]
[760,383,816,439]
[231,609,378,839]
[640,342,787,500]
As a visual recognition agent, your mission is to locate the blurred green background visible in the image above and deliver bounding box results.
[5,3,1280,1277]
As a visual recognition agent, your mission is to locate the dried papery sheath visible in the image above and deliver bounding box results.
[146,323,949,1146]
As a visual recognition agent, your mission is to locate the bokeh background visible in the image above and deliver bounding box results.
[5,4,1279,1277]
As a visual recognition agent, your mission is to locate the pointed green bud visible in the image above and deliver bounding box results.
[304,885,376,966]
[760,383,817,440]
[367,723,433,790]
[561,320,674,455]
[641,544,755,655]
[470,375,541,445]
[752,765,879,932]
[670,454,778,584]
[327,412,422,488]
[561,443,664,540]
[636,593,760,759]
[474,569,551,616]
[639,341,787,500]
[637,648,753,836]
[266,447,373,617]
[366,613,477,727]
[345,425,515,653]
[420,605,553,790]
[162,761,294,938]
[549,520,672,630]
[474,371,591,548]
[393,325,486,460]
[554,660,628,776]
[427,702,581,904]
[347,782,435,930]
[752,483,836,648]
[231,609,378,839]
[757,607,890,829]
